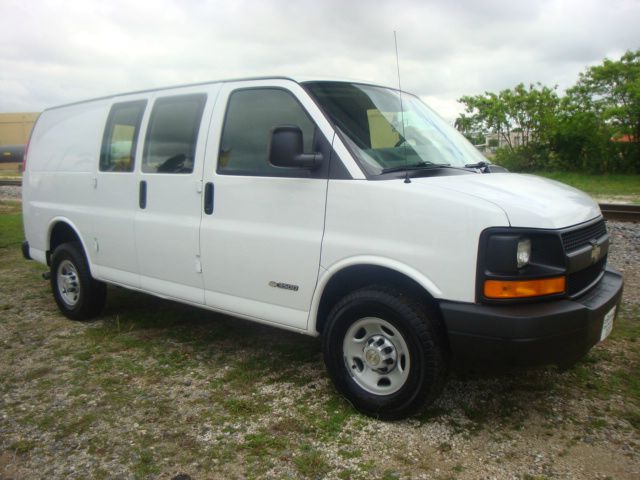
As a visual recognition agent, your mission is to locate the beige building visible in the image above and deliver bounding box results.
[0,112,40,146]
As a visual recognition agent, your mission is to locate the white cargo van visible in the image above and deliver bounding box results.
[22,77,623,419]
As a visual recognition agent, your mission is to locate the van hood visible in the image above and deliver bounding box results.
[416,173,601,229]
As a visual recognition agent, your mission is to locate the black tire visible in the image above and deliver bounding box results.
[322,285,448,420]
[50,241,107,321]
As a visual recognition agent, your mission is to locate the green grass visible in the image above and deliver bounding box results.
[9,439,36,454]
[293,444,331,478]
[0,206,22,248]
[531,171,640,198]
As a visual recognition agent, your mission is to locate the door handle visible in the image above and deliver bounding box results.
[204,182,214,214]
[139,180,147,209]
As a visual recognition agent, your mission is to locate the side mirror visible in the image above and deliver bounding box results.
[269,125,322,169]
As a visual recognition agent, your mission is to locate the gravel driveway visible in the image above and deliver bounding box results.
[1,190,638,480]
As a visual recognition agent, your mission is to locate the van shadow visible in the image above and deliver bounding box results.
[97,286,575,428]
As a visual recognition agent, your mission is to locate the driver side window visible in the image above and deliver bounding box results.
[142,93,207,174]
[218,88,316,176]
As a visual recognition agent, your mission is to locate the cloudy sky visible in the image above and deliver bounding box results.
[1,0,638,121]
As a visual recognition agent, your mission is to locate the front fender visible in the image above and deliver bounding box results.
[307,255,443,334]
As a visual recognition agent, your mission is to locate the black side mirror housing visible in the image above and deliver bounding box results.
[269,125,323,169]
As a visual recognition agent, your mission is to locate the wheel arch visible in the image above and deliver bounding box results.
[310,257,443,335]
[46,218,91,268]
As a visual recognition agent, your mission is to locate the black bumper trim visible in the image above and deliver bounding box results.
[439,268,623,368]
[21,240,31,260]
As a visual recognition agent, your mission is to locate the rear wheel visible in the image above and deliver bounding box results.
[51,242,106,320]
[323,285,448,420]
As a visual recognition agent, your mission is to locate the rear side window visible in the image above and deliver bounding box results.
[100,100,146,172]
[218,88,316,176]
[142,93,207,174]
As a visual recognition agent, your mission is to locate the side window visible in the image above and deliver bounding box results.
[142,93,207,174]
[218,88,316,175]
[100,100,146,172]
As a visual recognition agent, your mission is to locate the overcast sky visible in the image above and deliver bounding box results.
[1,0,638,121]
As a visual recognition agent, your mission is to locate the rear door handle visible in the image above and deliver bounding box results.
[204,182,214,214]
[139,180,147,209]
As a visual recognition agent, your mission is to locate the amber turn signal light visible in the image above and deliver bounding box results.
[484,276,566,299]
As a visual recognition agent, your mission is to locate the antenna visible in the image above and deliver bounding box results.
[393,31,410,183]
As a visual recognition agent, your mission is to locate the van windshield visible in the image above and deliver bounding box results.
[304,82,488,176]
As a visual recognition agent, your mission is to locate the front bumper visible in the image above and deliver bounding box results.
[439,267,623,368]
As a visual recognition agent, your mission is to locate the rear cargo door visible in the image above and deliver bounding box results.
[93,97,148,287]
[134,85,220,304]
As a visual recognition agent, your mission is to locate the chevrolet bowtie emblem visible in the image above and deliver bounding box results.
[590,240,601,264]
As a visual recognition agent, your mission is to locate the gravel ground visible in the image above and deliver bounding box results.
[1,188,639,480]
[608,221,640,306]
[0,185,21,201]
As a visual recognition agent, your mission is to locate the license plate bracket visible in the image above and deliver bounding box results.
[600,306,616,342]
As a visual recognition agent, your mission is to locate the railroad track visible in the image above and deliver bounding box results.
[1,178,639,221]
[0,179,21,186]
[599,203,640,222]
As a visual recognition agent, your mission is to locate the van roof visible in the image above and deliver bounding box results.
[46,75,392,111]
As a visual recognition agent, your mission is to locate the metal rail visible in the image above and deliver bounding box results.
[0,179,21,186]
[599,203,640,222]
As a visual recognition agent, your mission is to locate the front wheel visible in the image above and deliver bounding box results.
[50,242,106,320]
[323,285,448,420]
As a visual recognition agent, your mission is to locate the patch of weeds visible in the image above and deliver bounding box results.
[447,416,470,435]
[438,442,452,453]
[222,355,272,391]
[9,439,36,454]
[588,417,608,430]
[305,394,355,441]
[133,448,160,479]
[55,412,98,438]
[222,397,270,418]
[293,444,331,478]
[393,450,412,466]
[272,339,321,364]
[338,448,362,459]
[461,403,489,432]
[23,366,53,381]
[418,405,448,424]
[381,470,401,480]
[338,469,358,479]
[611,307,640,342]
[203,442,237,469]
[270,417,306,434]
[241,431,287,459]
[623,410,640,429]
[36,413,56,429]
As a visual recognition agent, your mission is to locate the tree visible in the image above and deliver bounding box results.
[455,51,640,173]
[457,83,560,153]
[567,49,640,169]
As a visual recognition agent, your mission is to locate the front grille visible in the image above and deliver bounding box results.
[561,219,607,252]
[567,257,606,296]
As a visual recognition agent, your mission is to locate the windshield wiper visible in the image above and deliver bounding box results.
[381,162,452,174]
[464,161,489,170]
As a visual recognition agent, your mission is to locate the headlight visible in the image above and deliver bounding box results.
[517,238,531,269]
[479,228,566,302]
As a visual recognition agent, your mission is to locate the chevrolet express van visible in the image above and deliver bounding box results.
[22,77,623,419]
